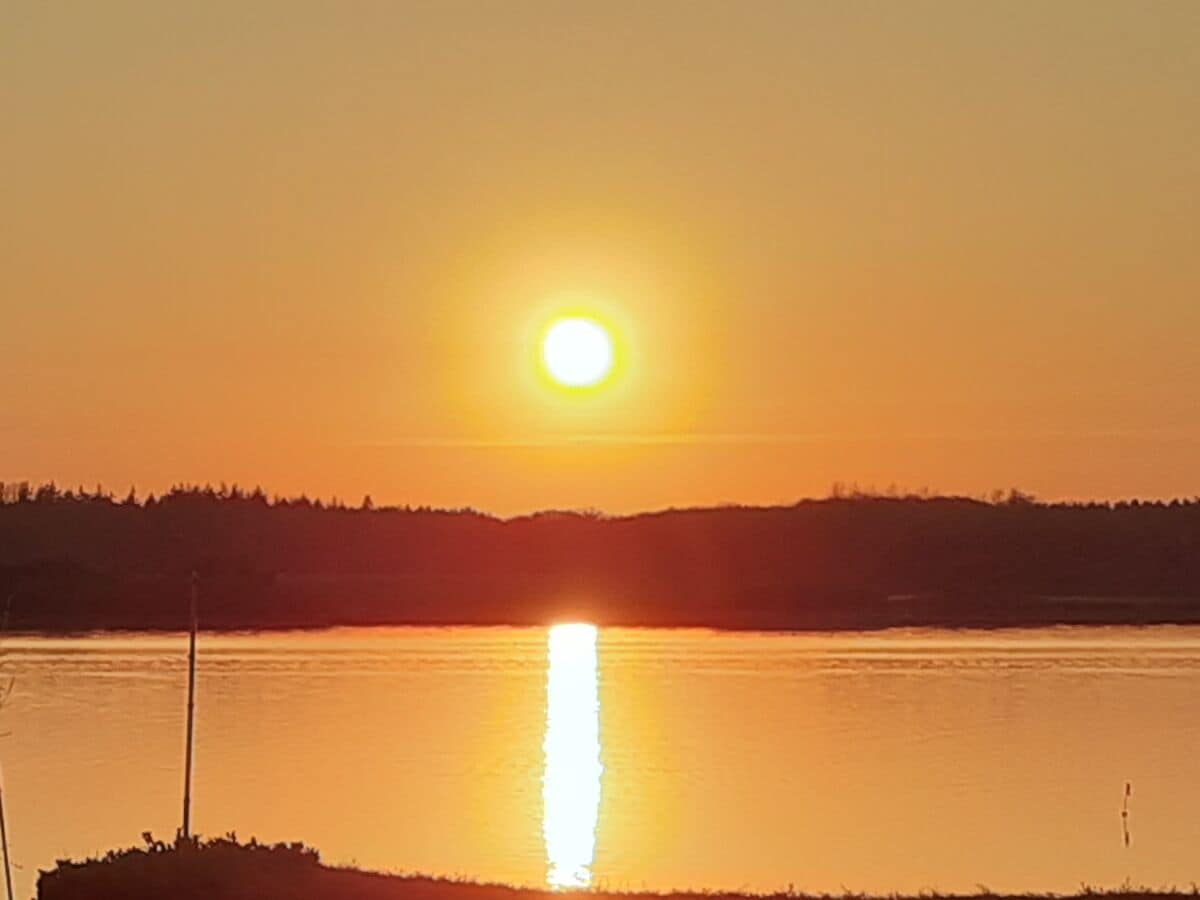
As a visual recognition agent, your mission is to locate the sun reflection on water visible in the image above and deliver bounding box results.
[543,623,603,889]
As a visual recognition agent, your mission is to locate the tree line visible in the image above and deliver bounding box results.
[2,482,1200,631]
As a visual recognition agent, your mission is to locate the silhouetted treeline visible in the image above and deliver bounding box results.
[3,481,1200,631]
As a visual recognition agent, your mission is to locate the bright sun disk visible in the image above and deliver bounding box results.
[542,318,614,388]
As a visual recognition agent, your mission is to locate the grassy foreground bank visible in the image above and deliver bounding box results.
[34,836,1199,900]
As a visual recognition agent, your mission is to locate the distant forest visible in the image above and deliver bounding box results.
[3,481,1200,631]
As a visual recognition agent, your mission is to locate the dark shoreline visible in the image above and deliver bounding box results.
[6,589,1200,636]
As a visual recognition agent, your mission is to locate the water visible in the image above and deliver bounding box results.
[3,625,1200,898]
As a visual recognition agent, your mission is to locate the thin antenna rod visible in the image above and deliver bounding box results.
[0,597,13,900]
[0,770,14,900]
[182,571,199,840]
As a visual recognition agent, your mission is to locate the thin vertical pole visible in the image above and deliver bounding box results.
[182,571,199,840]
[0,772,14,900]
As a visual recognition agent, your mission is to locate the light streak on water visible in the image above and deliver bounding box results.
[542,623,603,889]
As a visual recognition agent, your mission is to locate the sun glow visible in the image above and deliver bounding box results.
[541,318,615,388]
[543,623,603,889]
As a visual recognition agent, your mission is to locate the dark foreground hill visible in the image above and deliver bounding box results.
[34,836,1198,900]
[4,484,1200,631]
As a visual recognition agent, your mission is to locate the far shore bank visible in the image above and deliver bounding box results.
[4,586,1200,635]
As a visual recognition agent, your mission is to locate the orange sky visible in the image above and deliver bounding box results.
[3,1,1198,514]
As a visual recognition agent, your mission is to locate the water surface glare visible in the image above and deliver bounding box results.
[2,625,1200,897]
[543,624,602,888]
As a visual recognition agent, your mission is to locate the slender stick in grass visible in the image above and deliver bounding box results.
[1121,781,1132,847]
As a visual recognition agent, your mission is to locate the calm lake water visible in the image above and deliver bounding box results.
[3,625,1200,897]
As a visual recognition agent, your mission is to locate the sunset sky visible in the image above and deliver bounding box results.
[3,1,1198,514]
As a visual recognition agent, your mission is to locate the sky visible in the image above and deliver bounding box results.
[3,1,1198,514]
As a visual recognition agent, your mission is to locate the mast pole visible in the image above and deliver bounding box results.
[182,571,198,840]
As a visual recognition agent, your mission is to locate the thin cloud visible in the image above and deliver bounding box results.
[357,429,1200,450]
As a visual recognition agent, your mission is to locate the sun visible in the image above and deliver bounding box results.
[541,317,615,388]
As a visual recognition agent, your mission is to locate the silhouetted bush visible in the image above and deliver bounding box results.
[39,832,320,900]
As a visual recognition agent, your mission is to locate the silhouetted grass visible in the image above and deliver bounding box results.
[34,834,1200,900]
